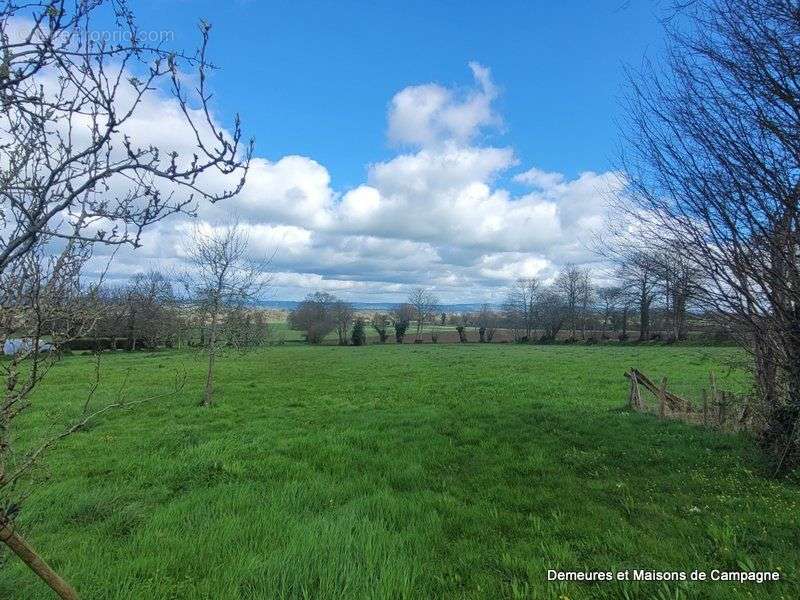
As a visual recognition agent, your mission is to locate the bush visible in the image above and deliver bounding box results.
[351,319,366,346]
[394,321,408,343]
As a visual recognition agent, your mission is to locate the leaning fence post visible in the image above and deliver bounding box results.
[628,370,635,409]
[659,377,668,418]
[628,370,642,411]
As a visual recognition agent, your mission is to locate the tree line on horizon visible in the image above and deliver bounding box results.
[286,255,712,346]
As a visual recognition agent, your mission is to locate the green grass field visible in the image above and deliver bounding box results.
[2,344,798,599]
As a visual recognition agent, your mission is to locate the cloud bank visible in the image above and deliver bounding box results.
[97,63,622,302]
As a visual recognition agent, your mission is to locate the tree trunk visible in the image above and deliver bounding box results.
[0,522,79,600]
[571,306,576,339]
[639,295,650,341]
[766,323,800,473]
[622,307,629,338]
[126,308,136,351]
[676,294,687,340]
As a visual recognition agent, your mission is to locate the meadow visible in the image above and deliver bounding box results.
[1,344,798,599]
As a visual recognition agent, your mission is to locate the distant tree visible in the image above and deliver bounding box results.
[440,312,447,325]
[391,303,414,343]
[620,252,658,341]
[92,284,130,349]
[408,288,440,341]
[124,271,176,350]
[477,303,499,342]
[597,246,660,342]
[332,300,354,346]
[370,313,390,343]
[456,326,468,343]
[536,287,567,343]
[224,308,269,348]
[578,269,594,340]
[289,292,338,344]
[503,278,540,342]
[597,286,623,338]
[181,223,268,407]
[556,264,590,340]
[351,318,367,346]
[653,246,702,341]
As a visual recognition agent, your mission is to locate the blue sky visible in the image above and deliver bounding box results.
[131,1,665,187]
[86,1,671,301]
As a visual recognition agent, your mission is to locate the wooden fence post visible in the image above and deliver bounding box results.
[628,370,642,411]
[709,371,718,403]
[702,389,708,426]
[739,395,750,429]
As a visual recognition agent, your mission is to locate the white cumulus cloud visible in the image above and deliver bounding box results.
[72,61,621,302]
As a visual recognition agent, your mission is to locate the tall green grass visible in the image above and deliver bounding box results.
[1,345,797,599]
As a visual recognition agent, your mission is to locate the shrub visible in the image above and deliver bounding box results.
[351,318,366,346]
[394,321,409,343]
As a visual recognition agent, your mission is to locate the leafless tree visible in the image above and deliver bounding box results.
[578,269,594,340]
[535,286,567,343]
[181,223,268,407]
[331,299,354,346]
[407,288,439,341]
[652,246,702,341]
[0,0,250,594]
[610,251,659,341]
[476,303,498,342]
[556,264,592,340]
[618,0,800,470]
[503,277,540,342]
[122,271,176,350]
[0,238,185,600]
[0,1,251,274]
[597,286,623,338]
